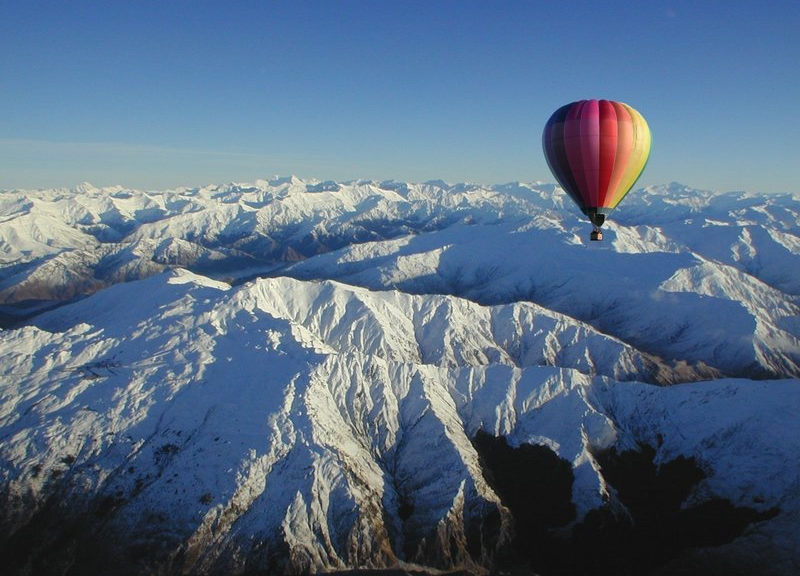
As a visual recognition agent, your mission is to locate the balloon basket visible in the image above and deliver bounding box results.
[590,230,603,241]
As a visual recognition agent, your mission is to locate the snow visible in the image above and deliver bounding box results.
[1,177,799,574]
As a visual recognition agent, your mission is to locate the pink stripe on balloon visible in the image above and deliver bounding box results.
[579,100,601,207]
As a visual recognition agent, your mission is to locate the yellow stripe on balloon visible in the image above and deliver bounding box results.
[603,101,634,207]
[607,103,651,208]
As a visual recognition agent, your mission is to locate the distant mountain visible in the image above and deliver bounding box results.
[3,178,798,378]
[1,179,799,575]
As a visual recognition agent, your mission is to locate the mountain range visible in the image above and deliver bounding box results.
[1,178,798,575]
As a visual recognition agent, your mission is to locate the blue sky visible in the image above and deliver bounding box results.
[1,0,798,192]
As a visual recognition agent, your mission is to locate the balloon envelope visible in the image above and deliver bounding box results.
[542,99,651,226]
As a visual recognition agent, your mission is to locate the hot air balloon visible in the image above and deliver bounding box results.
[542,99,651,241]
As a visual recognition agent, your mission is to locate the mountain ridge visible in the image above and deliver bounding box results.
[1,178,799,574]
[2,178,799,378]
[1,269,797,574]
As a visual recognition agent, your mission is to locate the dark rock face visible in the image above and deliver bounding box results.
[472,434,779,576]
[574,444,780,576]
[471,430,576,570]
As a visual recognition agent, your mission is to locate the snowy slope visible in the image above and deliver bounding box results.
[284,220,800,378]
[0,270,798,575]
[1,178,800,574]
[2,178,798,378]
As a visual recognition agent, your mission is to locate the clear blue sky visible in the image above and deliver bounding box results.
[1,0,798,192]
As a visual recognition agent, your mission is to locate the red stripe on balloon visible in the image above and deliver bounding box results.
[597,100,619,207]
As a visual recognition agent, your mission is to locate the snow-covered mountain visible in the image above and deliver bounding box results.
[1,178,799,575]
[2,178,799,378]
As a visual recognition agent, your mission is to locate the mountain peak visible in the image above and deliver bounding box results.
[268,174,305,186]
[73,181,100,193]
